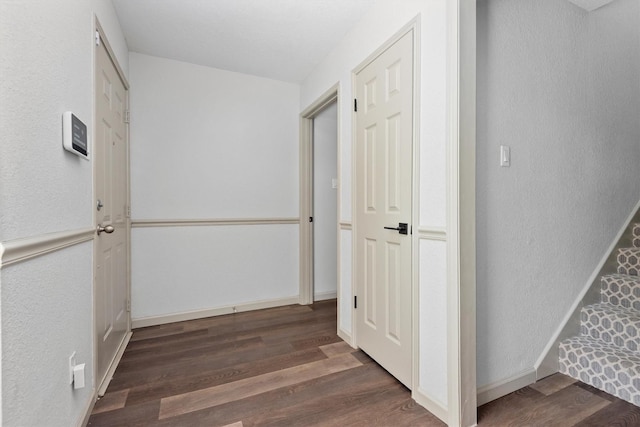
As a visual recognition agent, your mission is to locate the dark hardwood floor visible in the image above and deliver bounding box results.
[88,300,640,426]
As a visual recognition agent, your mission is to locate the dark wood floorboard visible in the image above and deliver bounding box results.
[89,300,640,426]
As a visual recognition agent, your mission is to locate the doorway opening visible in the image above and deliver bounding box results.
[299,85,340,308]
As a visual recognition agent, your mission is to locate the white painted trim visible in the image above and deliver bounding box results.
[0,228,94,267]
[447,1,477,426]
[534,197,640,379]
[97,331,132,397]
[78,388,97,427]
[132,296,300,329]
[313,291,337,301]
[299,84,340,307]
[337,328,354,348]
[477,368,537,406]
[94,19,129,89]
[417,227,447,241]
[93,19,132,413]
[132,218,299,228]
[413,388,449,424]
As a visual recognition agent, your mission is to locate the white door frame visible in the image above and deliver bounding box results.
[447,1,476,426]
[299,84,341,306]
[93,17,132,397]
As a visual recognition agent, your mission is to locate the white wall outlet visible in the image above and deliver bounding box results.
[500,145,511,167]
[68,351,77,385]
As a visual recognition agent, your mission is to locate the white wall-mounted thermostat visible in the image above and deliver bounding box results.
[63,111,89,160]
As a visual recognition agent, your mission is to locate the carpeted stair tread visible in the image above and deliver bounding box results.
[618,247,640,276]
[581,303,640,353]
[559,335,640,406]
[633,223,640,248]
[601,274,640,311]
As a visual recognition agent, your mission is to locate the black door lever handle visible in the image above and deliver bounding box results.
[384,223,408,235]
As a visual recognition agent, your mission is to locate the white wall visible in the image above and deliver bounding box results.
[129,53,301,321]
[477,0,640,389]
[301,0,450,412]
[0,0,128,425]
[313,102,338,299]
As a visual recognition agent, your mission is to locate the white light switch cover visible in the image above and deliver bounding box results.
[500,145,510,167]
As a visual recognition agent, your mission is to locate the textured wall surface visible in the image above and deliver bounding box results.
[300,0,450,407]
[129,53,300,220]
[0,1,128,425]
[313,102,338,298]
[131,225,299,319]
[129,53,301,319]
[2,244,93,426]
[477,0,640,388]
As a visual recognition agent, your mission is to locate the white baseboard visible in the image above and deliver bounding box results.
[98,332,132,397]
[314,291,337,301]
[78,388,97,427]
[337,328,353,347]
[132,296,300,329]
[413,388,448,424]
[477,368,537,406]
[534,198,640,375]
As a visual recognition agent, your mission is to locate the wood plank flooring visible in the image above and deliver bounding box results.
[88,300,640,426]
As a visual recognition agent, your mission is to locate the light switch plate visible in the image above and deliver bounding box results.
[500,145,510,167]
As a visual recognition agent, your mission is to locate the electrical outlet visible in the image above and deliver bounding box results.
[69,352,77,385]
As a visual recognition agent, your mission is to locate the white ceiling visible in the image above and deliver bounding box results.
[112,0,378,83]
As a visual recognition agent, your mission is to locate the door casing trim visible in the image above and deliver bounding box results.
[299,84,341,308]
[93,16,132,398]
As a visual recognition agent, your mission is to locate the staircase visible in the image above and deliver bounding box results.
[559,223,640,406]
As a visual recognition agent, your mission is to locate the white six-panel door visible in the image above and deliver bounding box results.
[355,30,414,388]
[95,32,129,393]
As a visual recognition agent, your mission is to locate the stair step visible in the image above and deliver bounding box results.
[559,336,640,406]
[618,247,640,276]
[581,303,640,353]
[601,274,640,311]
[634,223,640,248]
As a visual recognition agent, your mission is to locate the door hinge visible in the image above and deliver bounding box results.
[354,98,358,112]
[126,300,131,312]
[354,296,357,309]
[126,205,131,218]
[95,30,100,46]
[309,216,313,223]
[124,110,130,124]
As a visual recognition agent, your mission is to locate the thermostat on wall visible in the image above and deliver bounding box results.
[63,111,89,160]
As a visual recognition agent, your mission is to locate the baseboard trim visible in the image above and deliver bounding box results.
[534,198,640,375]
[132,296,300,329]
[477,368,537,406]
[413,388,448,424]
[97,331,132,397]
[314,291,337,301]
[1,227,94,267]
[78,388,97,427]
[337,328,353,347]
[132,217,299,228]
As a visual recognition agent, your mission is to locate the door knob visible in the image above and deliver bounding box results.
[384,223,409,235]
[97,224,114,235]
